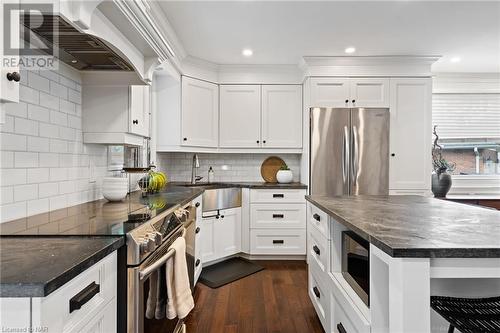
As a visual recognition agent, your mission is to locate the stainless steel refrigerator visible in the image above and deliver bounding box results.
[310,107,390,196]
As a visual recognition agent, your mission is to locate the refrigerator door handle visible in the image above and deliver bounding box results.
[342,126,349,185]
[352,126,359,187]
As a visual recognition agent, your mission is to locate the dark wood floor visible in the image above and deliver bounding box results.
[185,260,324,333]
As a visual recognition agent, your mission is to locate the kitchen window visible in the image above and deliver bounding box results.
[432,93,500,193]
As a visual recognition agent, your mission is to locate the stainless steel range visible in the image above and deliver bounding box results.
[125,203,196,333]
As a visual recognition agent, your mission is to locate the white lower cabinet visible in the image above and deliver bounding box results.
[0,252,117,333]
[249,189,306,255]
[308,264,330,330]
[200,207,241,263]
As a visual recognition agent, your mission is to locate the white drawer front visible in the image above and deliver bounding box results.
[308,225,329,274]
[330,275,370,333]
[34,252,117,333]
[250,189,306,204]
[309,203,330,239]
[250,229,306,254]
[308,265,330,331]
[250,203,305,229]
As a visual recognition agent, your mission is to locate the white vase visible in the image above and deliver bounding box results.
[276,170,293,183]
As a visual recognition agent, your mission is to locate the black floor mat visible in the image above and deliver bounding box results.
[199,257,264,288]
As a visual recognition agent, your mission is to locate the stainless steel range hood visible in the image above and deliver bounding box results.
[20,13,133,71]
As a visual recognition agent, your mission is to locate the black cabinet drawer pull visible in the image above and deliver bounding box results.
[195,202,200,207]
[69,282,100,313]
[272,214,284,219]
[272,240,284,244]
[273,194,284,198]
[195,259,200,267]
[313,286,320,298]
[313,213,321,221]
[337,323,347,333]
[313,245,320,255]
[195,227,200,234]
[132,119,139,124]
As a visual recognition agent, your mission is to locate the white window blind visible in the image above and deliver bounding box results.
[432,94,500,139]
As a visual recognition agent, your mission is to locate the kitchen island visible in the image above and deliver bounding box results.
[305,195,500,333]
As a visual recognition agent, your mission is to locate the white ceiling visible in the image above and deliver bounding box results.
[157,1,500,73]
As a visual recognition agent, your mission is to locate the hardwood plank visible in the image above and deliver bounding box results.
[185,260,325,333]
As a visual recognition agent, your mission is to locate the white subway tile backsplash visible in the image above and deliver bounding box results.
[49,194,67,210]
[1,65,108,223]
[39,122,60,138]
[1,187,14,204]
[27,198,49,216]
[157,153,301,182]
[50,110,68,126]
[20,85,40,104]
[60,99,76,114]
[14,184,38,201]
[49,139,68,153]
[27,168,49,183]
[38,70,59,82]
[0,133,27,151]
[1,151,14,168]
[14,117,38,136]
[39,92,59,110]
[39,182,59,198]
[27,136,50,152]
[14,152,38,168]
[4,102,28,118]
[28,72,50,93]
[50,81,68,100]
[0,201,27,223]
[28,104,50,122]
[49,167,68,182]
[39,153,59,167]
[1,168,27,186]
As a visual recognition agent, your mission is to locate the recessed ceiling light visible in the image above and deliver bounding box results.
[345,47,356,54]
[242,49,253,57]
[71,59,78,63]
[450,57,461,63]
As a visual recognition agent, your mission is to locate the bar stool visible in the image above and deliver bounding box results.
[430,295,500,333]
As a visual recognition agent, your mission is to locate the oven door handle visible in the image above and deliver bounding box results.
[139,228,186,281]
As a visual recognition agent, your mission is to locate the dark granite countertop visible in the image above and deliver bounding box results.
[0,236,124,297]
[170,181,307,189]
[306,195,500,258]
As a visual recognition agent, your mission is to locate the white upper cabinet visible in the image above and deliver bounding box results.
[181,76,219,148]
[310,78,350,108]
[129,85,150,137]
[350,78,390,107]
[83,84,150,145]
[261,85,303,148]
[219,85,261,148]
[389,78,432,190]
[310,78,389,108]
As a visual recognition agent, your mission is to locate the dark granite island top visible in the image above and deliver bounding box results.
[305,195,500,258]
[0,236,124,297]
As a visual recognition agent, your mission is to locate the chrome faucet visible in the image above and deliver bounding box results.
[191,154,203,184]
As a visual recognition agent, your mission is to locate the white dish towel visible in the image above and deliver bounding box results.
[166,236,194,320]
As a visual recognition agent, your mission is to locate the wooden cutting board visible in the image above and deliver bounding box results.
[260,156,285,183]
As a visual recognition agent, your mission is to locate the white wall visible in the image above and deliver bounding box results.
[0,63,108,223]
[157,152,301,182]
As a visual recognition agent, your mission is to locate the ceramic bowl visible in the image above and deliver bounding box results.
[102,177,128,201]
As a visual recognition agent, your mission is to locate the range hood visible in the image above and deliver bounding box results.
[21,13,133,71]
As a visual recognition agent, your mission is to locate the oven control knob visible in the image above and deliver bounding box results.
[146,238,155,252]
[152,232,162,245]
[140,238,149,254]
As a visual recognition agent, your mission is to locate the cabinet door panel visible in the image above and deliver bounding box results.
[181,77,219,147]
[0,2,19,103]
[389,78,432,190]
[220,85,261,148]
[350,78,389,107]
[310,78,350,108]
[261,85,302,148]
[200,216,216,262]
[129,85,149,137]
[215,208,241,258]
